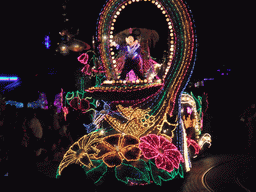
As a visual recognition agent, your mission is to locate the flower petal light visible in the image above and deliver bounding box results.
[139,134,184,172]
[94,134,141,168]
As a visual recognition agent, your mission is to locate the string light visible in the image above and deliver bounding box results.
[97,0,176,80]
[57,0,202,186]
[93,133,141,168]
[58,132,102,176]
[139,134,184,173]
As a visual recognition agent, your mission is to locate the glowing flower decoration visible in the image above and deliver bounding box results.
[78,53,89,64]
[94,134,141,168]
[58,132,101,175]
[139,134,184,172]
[187,138,200,155]
[78,53,91,75]
[70,97,90,113]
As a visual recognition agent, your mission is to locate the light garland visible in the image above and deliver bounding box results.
[139,134,184,173]
[58,132,102,176]
[56,0,208,186]
[97,0,176,81]
[93,133,141,168]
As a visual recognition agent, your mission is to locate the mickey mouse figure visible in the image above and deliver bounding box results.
[111,28,145,80]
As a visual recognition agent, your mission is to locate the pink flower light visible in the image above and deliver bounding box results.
[187,138,200,155]
[77,53,89,64]
[78,53,91,75]
[139,134,184,172]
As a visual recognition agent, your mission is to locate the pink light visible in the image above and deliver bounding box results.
[139,134,184,172]
[62,106,69,121]
[187,107,192,115]
[69,97,90,113]
[187,138,200,154]
[77,53,89,64]
[78,53,91,75]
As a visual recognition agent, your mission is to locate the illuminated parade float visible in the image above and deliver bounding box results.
[56,0,211,186]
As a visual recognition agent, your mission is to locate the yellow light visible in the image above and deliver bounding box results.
[100,129,105,135]
[58,132,102,175]
[116,11,120,15]
[60,45,67,51]
[103,35,107,41]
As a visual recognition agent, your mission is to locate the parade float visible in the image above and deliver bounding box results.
[56,0,211,186]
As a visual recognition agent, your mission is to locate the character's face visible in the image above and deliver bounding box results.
[126,36,134,45]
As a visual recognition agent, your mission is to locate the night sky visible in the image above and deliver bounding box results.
[3,0,254,100]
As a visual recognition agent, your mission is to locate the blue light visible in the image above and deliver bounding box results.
[43,35,51,49]
[6,100,24,108]
[0,76,18,81]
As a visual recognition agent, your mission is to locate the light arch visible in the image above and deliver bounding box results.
[96,0,195,87]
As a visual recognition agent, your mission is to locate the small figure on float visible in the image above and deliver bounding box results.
[111,28,145,81]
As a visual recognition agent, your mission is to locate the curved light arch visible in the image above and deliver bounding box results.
[97,0,179,80]
[96,0,195,85]
[107,0,176,80]
[96,0,196,117]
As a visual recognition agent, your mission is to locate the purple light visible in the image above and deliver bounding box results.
[43,35,51,49]
[204,78,214,81]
